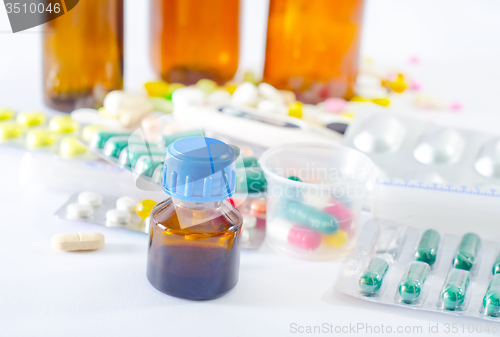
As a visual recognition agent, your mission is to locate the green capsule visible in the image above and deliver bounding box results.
[441,269,470,310]
[453,233,481,271]
[359,258,389,294]
[483,274,500,316]
[134,155,164,178]
[103,136,147,158]
[118,145,166,168]
[160,130,204,148]
[491,251,500,275]
[235,168,267,193]
[236,156,259,169]
[90,131,131,149]
[281,199,339,235]
[414,229,441,266]
[398,262,430,302]
[287,176,302,182]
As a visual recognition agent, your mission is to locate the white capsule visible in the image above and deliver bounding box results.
[257,100,288,115]
[257,83,284,103]
[242,214,257,229]
[207,89,231,106]
[106,209,131,224]
[67,203,93,220]
[231,82,258,107]
[116,196,139,212]
[78,192,103,207]
[52,232,105,251]
[267,218,294,242]
[172,87,205,109]
[103,90,126,117]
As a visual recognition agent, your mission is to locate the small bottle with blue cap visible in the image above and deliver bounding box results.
[146,137,243,300]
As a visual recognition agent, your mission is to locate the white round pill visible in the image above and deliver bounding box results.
[257,83,284,103]
[242,214,257,229]
[78,192,103,207]
[231,82,258,107]
[67,203,93,219]
[106,209,131,224]
[116,196,138,212]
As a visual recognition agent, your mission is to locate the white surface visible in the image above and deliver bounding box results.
[1,1,500,336]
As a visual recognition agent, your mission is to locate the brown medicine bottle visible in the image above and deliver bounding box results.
[42,0,124,112]
[263,0,365,103]
[150,0,240,85]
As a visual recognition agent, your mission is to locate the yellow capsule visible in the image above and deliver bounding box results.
[60,136,87,157]
[82,125,107,142]
[136,199,157,220]
[0,108,14,121]
[17,111,46,127]
[0,122,23,140]
[322,230,349,248]
[144,81,170,97]
[195,79,218,95]
[350,96,369,102]
[26,129,56,148]
[388,74,408,93]
[288,101,303,119]
[49,115,79,134]
[371,98,391,107]
[225,83,238,95]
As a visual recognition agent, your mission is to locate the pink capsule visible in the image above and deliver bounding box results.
[268,219,321,250]
[323,202,354,234]
[324,97,347,114]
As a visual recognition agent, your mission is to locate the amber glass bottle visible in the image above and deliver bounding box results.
[42,0,124,112]
[150,0,239,85]
[263,0,365,103]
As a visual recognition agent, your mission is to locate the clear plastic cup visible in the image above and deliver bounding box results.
[260,143,375,261]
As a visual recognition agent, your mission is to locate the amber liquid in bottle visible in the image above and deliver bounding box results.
[263,0,364,103]
[147,198,242,300]
[150,0,239,85]
[42,0,124,112]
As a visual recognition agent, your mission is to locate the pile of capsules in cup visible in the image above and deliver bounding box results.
[359,230,500,317]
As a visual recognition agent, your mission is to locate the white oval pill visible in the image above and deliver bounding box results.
[106,209,131,224]
[67,203,93,219]
[242,214,257,229]
[52,232,105,251]
[116,196,139,212]
[78,192,103,207]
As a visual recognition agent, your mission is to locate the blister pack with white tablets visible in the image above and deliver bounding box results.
[343,110,500,186]
[0,109,96,159]
[334,219,500,321]
[54,191,150,233]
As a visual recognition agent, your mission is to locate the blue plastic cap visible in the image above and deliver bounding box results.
[161,137,237,202]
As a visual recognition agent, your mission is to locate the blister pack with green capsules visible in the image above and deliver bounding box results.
[334,219,500,321]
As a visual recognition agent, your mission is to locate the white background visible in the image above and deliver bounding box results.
[1,1,500,336]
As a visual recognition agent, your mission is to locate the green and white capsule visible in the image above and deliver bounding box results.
[491,251,500,275]
[359,257,389,295]
[453,233,481,271]
[441,269,470,310]
[414,229,440,266]
[398,262,430,302]
[483,274,500,317]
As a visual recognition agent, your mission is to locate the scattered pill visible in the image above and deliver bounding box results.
[166,83,186,100]
[59,136,87,157]
[288,101,303,119]
[106,209,131,224]
[67,203,93,219]
[257,82,284,103]
[322,230,349,247]
[359,257,389,294]
[257,100,288,115]
[441,269,470,310]
[388,74,408,93]
[249,198,266,217]
[279,90,296,104]
[453,233,481,271]
[49,115,79,134]
[26,129,56,148]
[398,262,430,302]
[224,83,238,95]
[323,98,347,113]
[207,89,232,106]
[483,274,500,316]
[136,199,157,219]
[144,81,170,97]
[0,108,14,121]
[103,90,126,117]
[17,111,46,127]
[81,125,107,142]
[149,97,173,113]
[195,79,218,95]
[231,82,258,107]
[78,192,103,207]
[52,232,104,251]
[414,229,440,266]
[116,196,139,212]
[0,122,23,140]
[171,87,205,109]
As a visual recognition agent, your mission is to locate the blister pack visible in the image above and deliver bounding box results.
[335,219,500,321]
[343,110,500,186]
